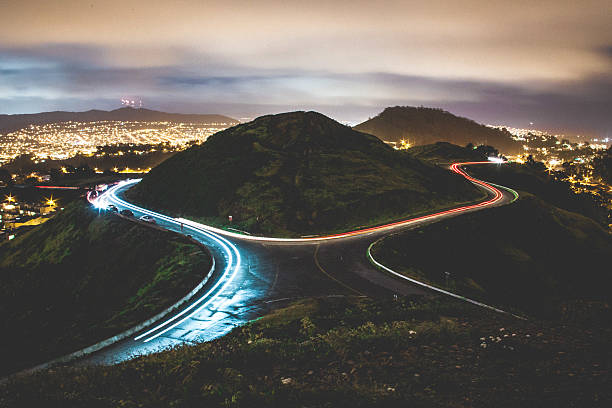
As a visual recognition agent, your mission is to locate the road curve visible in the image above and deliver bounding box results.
[70,162,517,365]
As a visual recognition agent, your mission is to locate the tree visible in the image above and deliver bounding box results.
[0,168,12,186]
[525,154,546,172]
[49,168,61,182]
[475,145,499,158]
[592,147,612,184]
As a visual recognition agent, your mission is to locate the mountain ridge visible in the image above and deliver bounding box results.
[0,107,238,133]
[354,106,522,154]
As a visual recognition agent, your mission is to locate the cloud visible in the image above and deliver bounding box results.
[0,1,610,135]
[1,1,610,82]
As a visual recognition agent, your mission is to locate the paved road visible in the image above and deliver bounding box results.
[80,162,516,365]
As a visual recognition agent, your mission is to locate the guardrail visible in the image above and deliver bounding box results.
[366,235,526,320]
[3,221,217,382]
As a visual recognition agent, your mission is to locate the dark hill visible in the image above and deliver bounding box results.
[127,111,484,236]
[0,202,211,374]
[406,142,491,163]
[372,193,612,317]
[354,106,521,154]
[0,107,238,133]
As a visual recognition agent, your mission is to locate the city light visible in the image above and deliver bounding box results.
[394,139,412,150]
[487,157,505,163]
[45,196,56,207]
[0,120,234,165]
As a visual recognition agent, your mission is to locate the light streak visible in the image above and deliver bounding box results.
[487,156,505,163]
[367,240,526,320]
[88,161,514,344]
[35,185,80,190]
[94,181,241,343]
[177,162,508,242]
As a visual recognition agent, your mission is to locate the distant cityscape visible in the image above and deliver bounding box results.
[487,125,607,173]
[1,192,61,240]
[0,119,235,238]
[0,120,234,165]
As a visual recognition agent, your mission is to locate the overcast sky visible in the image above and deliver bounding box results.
[0,0,610,136]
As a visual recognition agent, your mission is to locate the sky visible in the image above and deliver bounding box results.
[0,0,610,136]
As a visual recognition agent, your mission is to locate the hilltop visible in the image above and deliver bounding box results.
[0,107,238,133]
[354,106,522,154]
[127,111,484,236]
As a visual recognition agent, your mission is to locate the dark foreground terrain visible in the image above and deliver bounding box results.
[2,296,610,407]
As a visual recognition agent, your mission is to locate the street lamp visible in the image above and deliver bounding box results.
[45,196,57,207]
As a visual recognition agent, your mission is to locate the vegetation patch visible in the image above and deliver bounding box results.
[406,141,493,164]
[371,194,612,317]
[0,202,212,375]
[2,296,610,407]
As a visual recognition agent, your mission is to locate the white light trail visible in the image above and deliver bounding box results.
[487,156,505,163]
[89,161,515,344]
[94,180,242,343]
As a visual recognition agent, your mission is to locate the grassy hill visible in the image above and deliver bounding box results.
[0,202,211,375]
[371,194,612,317]
[2,296,610,407]
[127,111,484,237]
[354,106,522,155]
[406,142,491,164]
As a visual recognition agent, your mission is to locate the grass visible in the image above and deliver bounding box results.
[2,296,610,407]
[0,201,212,375]
[370,193,612,318]
[406,141,488,164]
[127,112,483,237]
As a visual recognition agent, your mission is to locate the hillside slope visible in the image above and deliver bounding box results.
[128,111,483,236]
[0,107,238,133]
[467,162,609,227]
[406,142,491,164]
[0,202,211,374]
[355,106,521,154]
[371,193,612,317]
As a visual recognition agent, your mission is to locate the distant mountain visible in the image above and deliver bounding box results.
[127,111,482,237]
[354,106,522,154]
[0,107,238,133]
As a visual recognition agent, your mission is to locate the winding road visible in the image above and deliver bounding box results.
[78,161,517,365]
